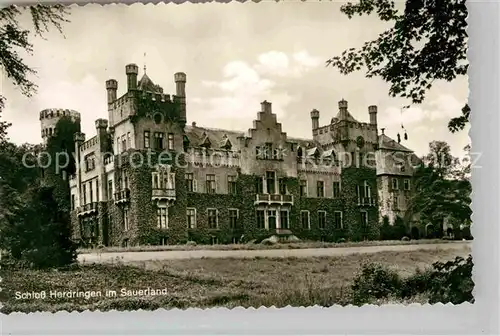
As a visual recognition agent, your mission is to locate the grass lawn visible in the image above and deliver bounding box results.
[1,244,471,313]
[78,238,459,254]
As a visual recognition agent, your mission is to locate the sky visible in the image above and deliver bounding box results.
[1,2,470,157]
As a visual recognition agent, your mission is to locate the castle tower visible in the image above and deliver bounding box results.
[338,99,349,120]
[106,79,118,104]
[126,64,139,91]
[39,108,81,144]
[310,109,319,130]
[174,72,187,124]
[369,105,378,126]
[73,132,86,209]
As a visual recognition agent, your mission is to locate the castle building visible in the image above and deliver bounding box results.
[42,64,420,247]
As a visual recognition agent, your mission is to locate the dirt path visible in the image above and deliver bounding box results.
[78,241,471,264]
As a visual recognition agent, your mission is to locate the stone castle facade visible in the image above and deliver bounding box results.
[42,63,421,247]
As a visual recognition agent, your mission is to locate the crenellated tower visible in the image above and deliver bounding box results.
[39,108,81,144]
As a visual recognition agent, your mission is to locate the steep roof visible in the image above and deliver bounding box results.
[137,73,161,93]
[335,109,358,123]
[378,134,413,152]
[184,125,244,150]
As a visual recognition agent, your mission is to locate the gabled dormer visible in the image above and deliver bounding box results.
[220,134,232,150]
[200,132,212,148]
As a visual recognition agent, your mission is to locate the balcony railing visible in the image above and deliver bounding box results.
[114,188,130,204]
[77,202,98,216]
[152,188,176,201]
[357,197,376,206]
[255,193,294,205]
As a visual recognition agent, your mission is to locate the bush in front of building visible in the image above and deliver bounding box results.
[350,254,474,305]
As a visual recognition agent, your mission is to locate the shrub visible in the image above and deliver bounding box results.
[392,217,407,240]
[351,254,474,305]
[351,263,402,305]
[379,216,392,240]
[461,226,473,240]
[426,255,474,304]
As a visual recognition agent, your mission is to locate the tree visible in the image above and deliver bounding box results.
[0,5,70,141]
[0,184,77,269]
[327,0,469,132]
[406,141,472,230]
[424,140,460,179]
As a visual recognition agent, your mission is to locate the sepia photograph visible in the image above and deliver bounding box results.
[0,1,473,313]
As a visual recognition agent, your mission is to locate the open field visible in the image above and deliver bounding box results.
[78,239,457,254]
[2,244,471,313]
[78,241,470,263]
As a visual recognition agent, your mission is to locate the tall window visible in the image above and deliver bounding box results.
[89,181,93,203]
[124,208,129,231]
[279,178,287,195]
[266,171,276,194]
[167,133,174,150]
[392,178,398,190]
[255,177,264,194]
[228,175,237,195]
[144,131,150,148]
[334,211,343,229]
[108,180,113,199]
[318,211,326,229]
[152,167,175,190]
[317,181,324,197]
[154,132,164,150]
[256,210,265,229]
[206,174,216,194]
[333,181,341,198]
[393,196,399,209]
[71,194,75,210]
[299,180,307,197]
[187,208,196,229]
[121,135,127,152]
[229,209,239,229]
[96,180,99,202]
[127,132,131,149]
[185,173,194,192]
[360,211,368,227]
[264,143,272,160]
[364,181,371,199]
[82,184,87,204]
[404,179,411,190]
[301,211,310,229]
[152,172,159,189]
[157,207,168,229]
[267,210,277,230]
[280,210,289,229]
[208,209,218,229]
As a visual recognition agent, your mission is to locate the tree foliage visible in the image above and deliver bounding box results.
[406,141,472,229]
[0,5,70,141]
[0,184,77,269]
[327,0,469,131]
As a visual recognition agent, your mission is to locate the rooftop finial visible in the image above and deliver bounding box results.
[381,128,385,135]
[143,52,147,74]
